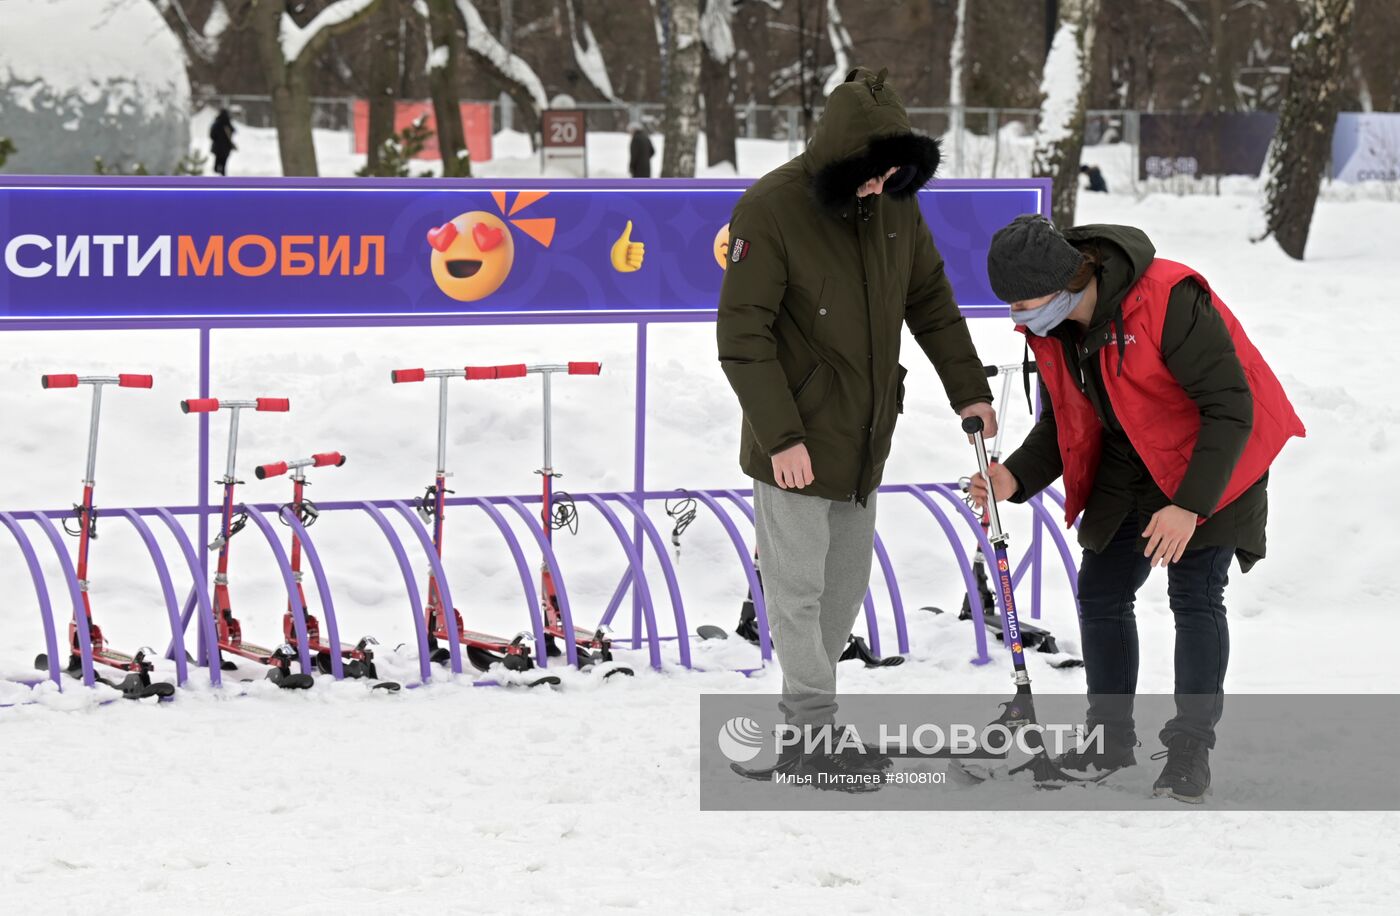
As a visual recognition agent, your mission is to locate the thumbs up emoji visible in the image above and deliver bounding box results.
[610,220,645,273]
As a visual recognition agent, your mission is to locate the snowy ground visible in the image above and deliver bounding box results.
[3,149,1399,909]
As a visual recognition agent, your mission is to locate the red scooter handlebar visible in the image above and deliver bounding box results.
[312,451,346,468]
[41,374,79,389]
[256,398,290,412]
[568,362,602,375]
[465,364,528,380]
[254,461,288,480]
[118,374,154,389]
[181,398,220,413]
[391,368,426,383]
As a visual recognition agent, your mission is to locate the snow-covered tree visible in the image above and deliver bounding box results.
[700,0,737,169]
[560,0,619,103]
[452,0,547,145]
[1261,0,1355,259]
[248,0,385,176]
[1031,0,1101,227]
[662,0,702,177]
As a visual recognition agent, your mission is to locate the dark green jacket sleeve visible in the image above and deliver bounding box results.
[1162,279,1253,517]
[716,202,805,455]
[905,210,992,411]
[1002,377,1064,503]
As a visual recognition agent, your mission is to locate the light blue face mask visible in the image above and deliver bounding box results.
[1012,287,1086,336]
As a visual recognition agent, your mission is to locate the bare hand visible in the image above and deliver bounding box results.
[1142,505,1198,567]
[771,443,815,490]
[959,402,998,442]
[968,462,1018,512]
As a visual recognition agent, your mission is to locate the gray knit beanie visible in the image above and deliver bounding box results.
[986,214,1083,303]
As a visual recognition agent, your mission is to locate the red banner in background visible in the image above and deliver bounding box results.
[353,101,494,163]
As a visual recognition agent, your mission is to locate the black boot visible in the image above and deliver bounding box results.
[1054,738,1138,776]
[1151,734,1211,803]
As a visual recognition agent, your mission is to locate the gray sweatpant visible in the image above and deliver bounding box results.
[753,480,877,728]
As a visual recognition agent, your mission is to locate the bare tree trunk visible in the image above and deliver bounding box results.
[661,0,702,177]
[1262,0,1355,259]
[367,0,404,172]
[700,0,737,168]
[734,0,772,139]
[1031,0,1101,227]
[795,0,828,141]
[426,0,471,176]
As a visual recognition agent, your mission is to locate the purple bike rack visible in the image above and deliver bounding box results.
[1,175,1075,695]
[353,502,433,684]
[0,512,62,689]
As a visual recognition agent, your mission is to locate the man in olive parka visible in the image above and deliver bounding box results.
[717,67,994,762]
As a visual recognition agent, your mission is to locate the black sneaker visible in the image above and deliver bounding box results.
[1054,740,1138,776]
[1151,735,1211,803]
[797,747,884,793]
[835,724,894,771]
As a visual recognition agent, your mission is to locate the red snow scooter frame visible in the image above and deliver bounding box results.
[254,451,400,691]
[514,361,633,678]
[181,395,314,689]
[33,373,175,700]
[389,365,559,687]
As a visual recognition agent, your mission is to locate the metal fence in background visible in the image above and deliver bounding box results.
[195,93,1144,183]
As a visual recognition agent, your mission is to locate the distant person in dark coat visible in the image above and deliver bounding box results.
[628,122,654,178]
[1080,163,1108,192]
[210,109,236,176]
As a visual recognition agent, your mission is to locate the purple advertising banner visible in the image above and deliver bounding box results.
[0,177,1047,326]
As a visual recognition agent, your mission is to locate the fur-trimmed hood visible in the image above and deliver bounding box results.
[803,67,942,211]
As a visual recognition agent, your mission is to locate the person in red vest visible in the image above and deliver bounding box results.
[971,215,1304,803]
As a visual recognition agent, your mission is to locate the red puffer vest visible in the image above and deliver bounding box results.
[1024,258,1305,527]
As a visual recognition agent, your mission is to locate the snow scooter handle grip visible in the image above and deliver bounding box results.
[255,461,289,480]
[41,374,80,389]
[118,374,154,389]
[256,398,290,412]
[311,451,346,468]
[181,398,220,413]
[391,368,426,383]
[567,362,602,375]
[465,364,527,380]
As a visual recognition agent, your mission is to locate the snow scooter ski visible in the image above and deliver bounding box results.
[922,361,1082,669]
[939,415,1089,788]
[389,365,558,687]
[731,551,903,667]
[181,395,314,689]
[254,451,400,692]
[33,373,175,700]
[517,361,632,678]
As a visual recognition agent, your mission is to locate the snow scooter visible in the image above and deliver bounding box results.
[922,361,1082,669]
[728,547,902,668]
[515,361,632,678]
[389,365,558,687]
[180,395,314,689]
[254,450,399,691]
[33,373,175,700]
[936,415,1088,787]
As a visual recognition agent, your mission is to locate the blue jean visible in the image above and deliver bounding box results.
[1077,514,1232,748]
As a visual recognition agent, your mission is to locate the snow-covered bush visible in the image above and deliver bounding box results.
[0,0,191,175]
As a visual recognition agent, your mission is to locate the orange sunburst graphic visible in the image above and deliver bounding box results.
[1011,642,1023,654]
[494,190,556,247]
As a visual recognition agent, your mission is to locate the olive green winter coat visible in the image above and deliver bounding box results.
[716,68,992,503]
